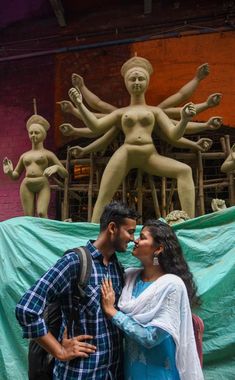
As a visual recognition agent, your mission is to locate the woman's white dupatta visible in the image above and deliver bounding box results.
[118,269,204,380]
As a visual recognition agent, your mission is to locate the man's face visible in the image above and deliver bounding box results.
[112,218,136,252]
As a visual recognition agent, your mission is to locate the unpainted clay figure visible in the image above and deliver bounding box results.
[221,143,235,173]
[165,210,190,226]
[3,115,68,218]
[211,198,227,212]
[58,62,222,149]
[67,57,202,222]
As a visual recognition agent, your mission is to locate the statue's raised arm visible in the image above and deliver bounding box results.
[158,63,210,110]
[68,87,120,134]
[72,73,116,113]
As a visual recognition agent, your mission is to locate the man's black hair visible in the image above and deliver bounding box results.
[99,201,139,231]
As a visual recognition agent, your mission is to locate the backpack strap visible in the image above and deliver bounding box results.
[73,247,93,298]
[65,246,92,337]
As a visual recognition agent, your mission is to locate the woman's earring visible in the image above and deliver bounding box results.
[153,253,159,266]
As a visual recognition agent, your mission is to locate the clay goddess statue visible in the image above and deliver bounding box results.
[67,56,203,222]
[58,62,222,153]
[3,115,68,218]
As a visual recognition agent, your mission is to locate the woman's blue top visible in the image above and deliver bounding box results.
[112,274,180,380]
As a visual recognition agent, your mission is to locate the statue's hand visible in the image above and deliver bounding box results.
[211,198,227,212]
[3,157,13,174]
[181,102,196,122]
[69,145,84,158]
[57,100,75,114]
[196,138,213,152]
[72,73,84,89]
[196,63,209,80]
[59,123,76,136]
[68,87,83,107]
[43,165,58,177]
[206,93,222,107]
[206,116,222,130]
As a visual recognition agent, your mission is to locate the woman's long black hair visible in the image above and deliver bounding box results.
[143,219,201,308]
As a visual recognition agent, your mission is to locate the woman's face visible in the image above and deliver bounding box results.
[125,69,149,95]
[132,227,156,262]
[28,123,46,144]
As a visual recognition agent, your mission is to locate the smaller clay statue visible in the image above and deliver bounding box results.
[3,115,68,218]
[165,210,190,225]
[211,199,227,212]
[221,143,235,173]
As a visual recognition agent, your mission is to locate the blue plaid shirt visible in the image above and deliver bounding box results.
[15,241,123,380]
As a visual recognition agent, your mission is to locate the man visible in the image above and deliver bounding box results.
[16,202,138,379]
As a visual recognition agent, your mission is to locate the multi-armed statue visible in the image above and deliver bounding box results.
[3,115,68,218]
[59,57,222,222]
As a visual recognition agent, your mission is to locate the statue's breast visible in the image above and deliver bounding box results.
[23,153,48,167]
[35,156,48,166]
[122,110,154,128]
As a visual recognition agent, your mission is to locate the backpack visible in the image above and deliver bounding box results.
[28,246,92,380]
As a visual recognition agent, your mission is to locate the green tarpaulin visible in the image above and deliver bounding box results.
[0,207,235,379]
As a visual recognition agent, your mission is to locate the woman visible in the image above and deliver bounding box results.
[3,114,68,217]
[101,220,204,380]
[68,56,198,222]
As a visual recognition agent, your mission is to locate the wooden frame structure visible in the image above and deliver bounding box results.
[51,135,235,222]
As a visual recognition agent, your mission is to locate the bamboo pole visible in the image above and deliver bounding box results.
[137,170,143,223]
[87,153,93,222]
[33,98,37,114]
[122,178,127,203]
[161,177,166,218]
[166,178,176,215]
[62,146,70,220]
[148,175,161,218]
[220,136,226,153]
[197,150,205,215]
[202,181,229,189]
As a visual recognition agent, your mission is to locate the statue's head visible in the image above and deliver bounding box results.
[26,115,50,143]
[121,56,153,79]
[121,57,153,95]
[26,115,50,133]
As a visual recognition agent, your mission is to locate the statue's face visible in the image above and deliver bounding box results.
[28,123,46,144]
[125,69,149,95]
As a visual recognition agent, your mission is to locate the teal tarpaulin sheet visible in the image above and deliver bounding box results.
[0,208,235,380]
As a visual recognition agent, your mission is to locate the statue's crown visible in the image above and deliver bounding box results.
[121,56,153,77]
[26,115,50,131]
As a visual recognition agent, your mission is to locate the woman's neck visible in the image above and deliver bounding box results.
[141,265,165,282]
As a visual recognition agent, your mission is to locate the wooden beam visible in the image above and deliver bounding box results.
[49,0,66,27]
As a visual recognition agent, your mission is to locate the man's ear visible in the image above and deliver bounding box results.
[108,221,117,235]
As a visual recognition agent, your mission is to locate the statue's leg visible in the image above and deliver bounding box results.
[37,184,50,218]
[20,182,35,216]
[146,153,195,218]
[91,147,129,223]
